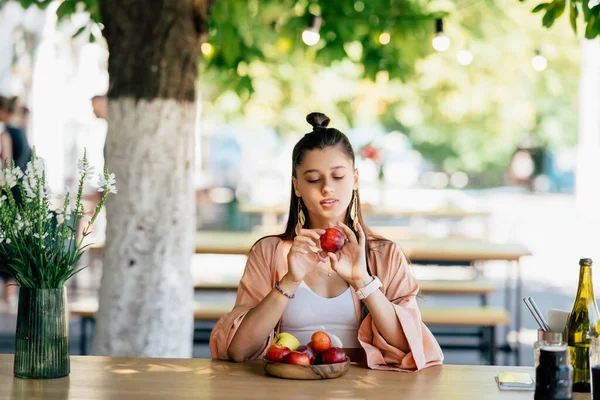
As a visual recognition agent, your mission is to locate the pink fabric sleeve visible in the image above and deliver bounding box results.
[358,243,444,372]
[209,238,278,361]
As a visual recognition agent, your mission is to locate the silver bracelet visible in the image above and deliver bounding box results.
[274,281,295,299]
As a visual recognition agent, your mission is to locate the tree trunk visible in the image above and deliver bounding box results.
[92,0,213,357]
[575,39,600,218]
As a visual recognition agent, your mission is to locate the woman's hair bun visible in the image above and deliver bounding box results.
[306,112,330,129]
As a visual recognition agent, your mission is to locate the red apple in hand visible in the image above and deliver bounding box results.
[320,228,345,253]
[311,331,332,353]
[284,351,311,366]
[320,347,347,364]
[296,345,316,364]
[265,344,291,363]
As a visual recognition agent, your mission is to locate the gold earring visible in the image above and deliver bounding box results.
[295,197,305,236]
[350,190,359,231]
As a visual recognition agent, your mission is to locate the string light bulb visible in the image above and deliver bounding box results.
[432,18,450,52]
[302,15,322,46]
[456,50,473,66]
[531,50,547,71]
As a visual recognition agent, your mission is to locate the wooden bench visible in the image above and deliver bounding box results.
[71,301,508,364]
[421,306,509,365]
[418,280,497,306]
[70,300,236,355]
[421,307,509,326]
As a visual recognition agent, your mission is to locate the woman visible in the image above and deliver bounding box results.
[210,112,443,371]
[0,96,31,176]
[0,96,31,305]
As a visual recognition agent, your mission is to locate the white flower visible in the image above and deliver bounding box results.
[55,199,72,227]
[33,159,44,177]
[77,158,95,181]
[15,214,24,230]
[2,166,23,189]
[43,181,52,198]
[22,178,35,201]
[97,172,117,194]
[25,158,44,179]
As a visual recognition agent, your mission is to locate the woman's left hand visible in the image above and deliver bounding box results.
[327,221,371,290]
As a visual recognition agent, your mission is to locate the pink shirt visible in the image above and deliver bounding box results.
[209,236,444,372]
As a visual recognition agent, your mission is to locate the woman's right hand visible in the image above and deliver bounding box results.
[285,228,326,283]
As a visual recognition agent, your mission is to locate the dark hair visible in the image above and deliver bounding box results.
[275,112,390,321]
[0,96,18,114]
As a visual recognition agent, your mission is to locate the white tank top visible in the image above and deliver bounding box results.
[279,281,361,348]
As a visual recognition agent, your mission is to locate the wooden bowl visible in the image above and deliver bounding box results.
[262,357,351,380]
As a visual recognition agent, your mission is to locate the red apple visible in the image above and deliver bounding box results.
[320,228,345,253]
[310,331,332,353]
[320,347,347,364]
[284,351,311,366]
[296,345,316,364]
[265,344,291,363]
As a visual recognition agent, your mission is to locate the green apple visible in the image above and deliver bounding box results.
[272,332,301,351]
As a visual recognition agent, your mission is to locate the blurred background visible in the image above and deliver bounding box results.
[1,0,600,367]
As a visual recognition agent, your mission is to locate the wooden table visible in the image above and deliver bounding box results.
[187,231,530,262]
[1,355,587,399]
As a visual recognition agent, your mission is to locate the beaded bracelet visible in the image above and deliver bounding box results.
[274,281,295,299]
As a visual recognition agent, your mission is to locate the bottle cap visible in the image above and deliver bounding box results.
[580,258,593,267]
[539,345,569,366]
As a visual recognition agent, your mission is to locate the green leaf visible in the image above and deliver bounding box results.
[591,5,600,20]
[582,0,591,19]
[585,14,597,39]
[569,1,578,34]
[542,7,557,27]
[89,32,96,43]
[90,12,102,24]
[56,0,76,21]
[553,0,566,20]
[532,3,550,13]
[37,0,54,10]
[73,26,86,38]
[220,24,240,65]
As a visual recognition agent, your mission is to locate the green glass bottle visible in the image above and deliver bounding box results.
[567,258,600,392]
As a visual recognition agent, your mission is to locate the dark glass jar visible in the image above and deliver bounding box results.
[535,345,573,400]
